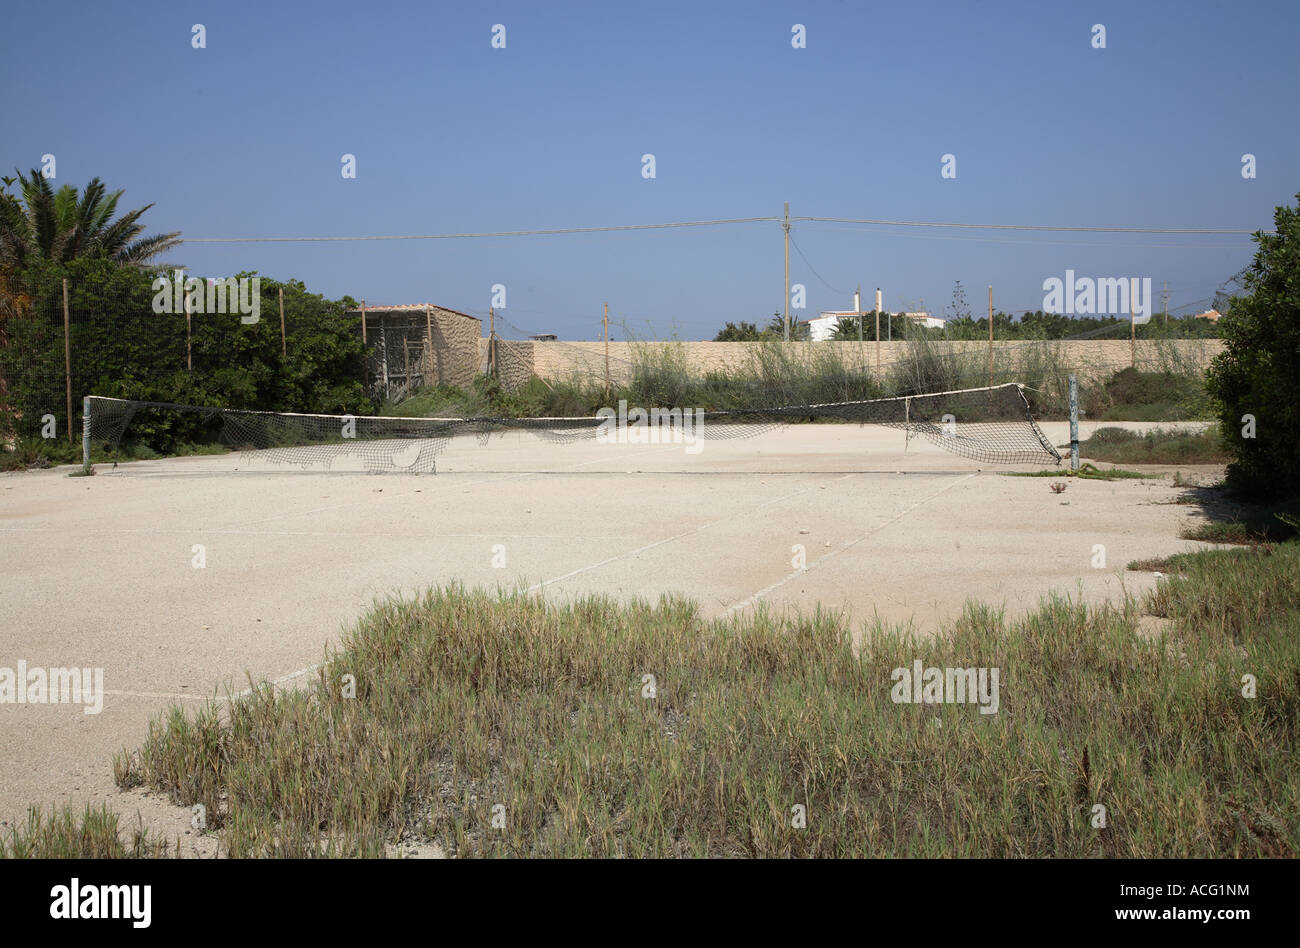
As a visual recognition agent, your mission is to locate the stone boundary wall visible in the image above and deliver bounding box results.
[480,338,1223,391]
[428,308,482,390]
[482,337,536,392]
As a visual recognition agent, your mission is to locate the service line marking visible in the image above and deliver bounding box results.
[525,473,858,594]
[724,472,978,615]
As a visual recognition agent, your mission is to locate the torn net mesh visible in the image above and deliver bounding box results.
[84,383,1061,472]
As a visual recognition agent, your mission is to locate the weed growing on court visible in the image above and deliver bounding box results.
[1005,463,1152,481]
[0,804,173,858]
[101,543,1300,858]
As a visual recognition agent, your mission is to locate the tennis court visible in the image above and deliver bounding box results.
[0,419,1213,837]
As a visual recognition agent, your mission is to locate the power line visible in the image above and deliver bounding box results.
[788,233,848,295]
[796,216,1264,236]
[183,213,1270,243]
[798,222,1253,251]
[184,216,778,243]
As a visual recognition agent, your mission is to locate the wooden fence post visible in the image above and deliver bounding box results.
[425,304,434,385]
[62,278,72,443]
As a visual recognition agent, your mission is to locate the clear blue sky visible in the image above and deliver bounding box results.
[5,0,1297,339]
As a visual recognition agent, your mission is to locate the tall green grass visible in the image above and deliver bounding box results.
[381,340,886,419]
[0,804,173,858]
[1080,426,1228,465]
[100,541,1300,858]
[379,335,1211,426]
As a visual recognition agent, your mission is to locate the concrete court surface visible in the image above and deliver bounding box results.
[0,419,1217,840]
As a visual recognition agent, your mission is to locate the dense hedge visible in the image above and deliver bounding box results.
[0,258,372,452]
[1206,194,1300,501]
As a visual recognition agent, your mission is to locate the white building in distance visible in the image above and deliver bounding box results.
[809,310,945,340]
[900,311,945,330]
[807,312,848,340]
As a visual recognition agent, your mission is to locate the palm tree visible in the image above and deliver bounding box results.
[0,168,181,272]
[829,316,863,340]
[0,171,180,415]
[763,312,811,341]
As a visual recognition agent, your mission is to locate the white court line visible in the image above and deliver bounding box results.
[0,526,632,541]
[103,664,322,704]
[526,473,857,594]
[724,472,979,615]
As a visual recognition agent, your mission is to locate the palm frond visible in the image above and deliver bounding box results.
[19,169,59,260]
[115,230,183,266]
[92,206,148,257]
[0,172,181,268]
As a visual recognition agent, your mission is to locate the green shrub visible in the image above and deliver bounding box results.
[1099,367,1201,418]
[1080,426,1227,465]
[1205,193,1300,500]
[0,259,372,457]
[0,438,54,471]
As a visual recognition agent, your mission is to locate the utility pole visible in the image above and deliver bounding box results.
[426,301,436,379]
[1130,278,1137,368]
[279,286,286,357]
[1068,375,1080,472]
[1161,280,1169,325]
[62,278,72,443]
[783,202,791,341]
[874,288,882,374]
[603,302,610,399]
[425,304,434,381]
[488,306,496,378]
[988,284,994,388]
[856,286,863,343]
[182,269,192,371]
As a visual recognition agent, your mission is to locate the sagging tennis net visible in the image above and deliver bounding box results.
[82,383,1061,473]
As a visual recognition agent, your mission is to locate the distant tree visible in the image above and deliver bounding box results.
[942,316,979,340]
[946,280,972,323]
[713,320,762,341]
[762,312,810,341]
